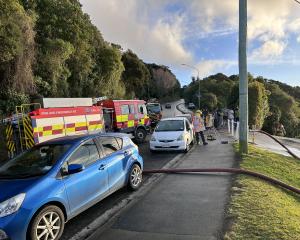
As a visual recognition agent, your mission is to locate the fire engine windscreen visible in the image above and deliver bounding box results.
[147,104,161,114]
[0,144,71,178]
[156,120,184,132]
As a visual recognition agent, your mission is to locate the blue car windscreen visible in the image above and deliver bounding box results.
[0,144,71,179]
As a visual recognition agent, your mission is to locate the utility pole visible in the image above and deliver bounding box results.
[239,0,248,153]
[181,64,201,109]
[197,74,200,109]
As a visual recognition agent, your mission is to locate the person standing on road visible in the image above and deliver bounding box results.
[193,110,208,145]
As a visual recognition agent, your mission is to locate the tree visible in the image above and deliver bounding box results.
[89,46,125,98]
[262,106,281,134]
[0,0,35,114]
[201,93,218,111]
[248,81,269,129]
[35,38,74,97]
[34,0,106,97]
[265,83,299,137]
[121,50,150,98]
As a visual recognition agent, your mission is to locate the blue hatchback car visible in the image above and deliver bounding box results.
[0,133,143,240]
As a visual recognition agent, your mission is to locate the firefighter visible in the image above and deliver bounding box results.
[193,110,208,145]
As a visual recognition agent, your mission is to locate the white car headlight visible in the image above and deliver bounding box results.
[150,135,156,141]
[0,193,26,218]
[177,134,184,141]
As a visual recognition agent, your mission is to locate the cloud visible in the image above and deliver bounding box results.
[80,0,300,77]
[195,60,236,79]
[250,40,287,60]
[80,0,192,66]
[187,0,299,62]
[288,18,300,42]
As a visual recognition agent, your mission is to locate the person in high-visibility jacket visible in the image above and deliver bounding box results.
[193,110,208,145]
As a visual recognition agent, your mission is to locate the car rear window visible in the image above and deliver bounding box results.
[98,137,121,156]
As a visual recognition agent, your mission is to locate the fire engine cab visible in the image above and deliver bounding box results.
[97,99,150,143]
[3,98,149,158]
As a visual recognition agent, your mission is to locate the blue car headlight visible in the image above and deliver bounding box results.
[0,193,26,218]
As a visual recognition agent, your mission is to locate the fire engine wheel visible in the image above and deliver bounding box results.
[135,128,147,143]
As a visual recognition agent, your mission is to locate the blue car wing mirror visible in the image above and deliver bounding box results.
[68,164,84,174]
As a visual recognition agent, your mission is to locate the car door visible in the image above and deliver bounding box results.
[97,136,130,193]
[63,139,109,217]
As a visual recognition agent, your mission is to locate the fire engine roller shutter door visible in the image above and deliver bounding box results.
[64,115,88,135]
[86,114,104,132]
[32,117,65,144]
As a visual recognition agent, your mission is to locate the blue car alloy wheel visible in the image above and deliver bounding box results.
[128,164,142,191]
[29,205,65,240]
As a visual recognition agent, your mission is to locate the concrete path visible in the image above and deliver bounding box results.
[88,134,236,240]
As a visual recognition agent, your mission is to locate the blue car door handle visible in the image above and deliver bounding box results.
[99,164,106,170]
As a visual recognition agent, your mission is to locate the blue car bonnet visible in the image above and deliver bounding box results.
[0,177,40,202]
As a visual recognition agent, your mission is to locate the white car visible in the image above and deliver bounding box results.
[150,117,194,152]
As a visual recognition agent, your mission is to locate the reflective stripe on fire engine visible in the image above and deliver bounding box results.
[127,120,135,127]
[115,115,149,129]
[23,116,35,148]
[34,121,103,136]
[5,124,15,153]
[116,115,129,122]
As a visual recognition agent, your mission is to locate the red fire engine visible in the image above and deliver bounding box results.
[98,99,149,142]
[3,98,150,158]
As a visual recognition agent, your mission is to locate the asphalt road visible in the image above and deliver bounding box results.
[60,101,181,240]
[251,132,300,158]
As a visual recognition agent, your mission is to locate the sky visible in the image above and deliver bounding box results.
[80,0,300,87]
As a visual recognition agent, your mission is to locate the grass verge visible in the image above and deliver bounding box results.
[224,144,300,240]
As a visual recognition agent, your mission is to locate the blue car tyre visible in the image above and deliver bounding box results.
[29,205,65,240]
[128,164,142,191]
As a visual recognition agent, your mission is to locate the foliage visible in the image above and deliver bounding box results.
[0,0,35,114]
[225,144,300,240]
[36,38,74,97]
[184,73,299,137]
[0,89,30,116]
[262,106,281,135]
[90,45,125,98]
[265,84,299,137]
[183,75,235,109]
[121,50,150,98]
[201,93,218,111]
[248,81,269,129]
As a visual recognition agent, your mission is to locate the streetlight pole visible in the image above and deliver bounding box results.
[181,64,201,109]
[239,0,248,154]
